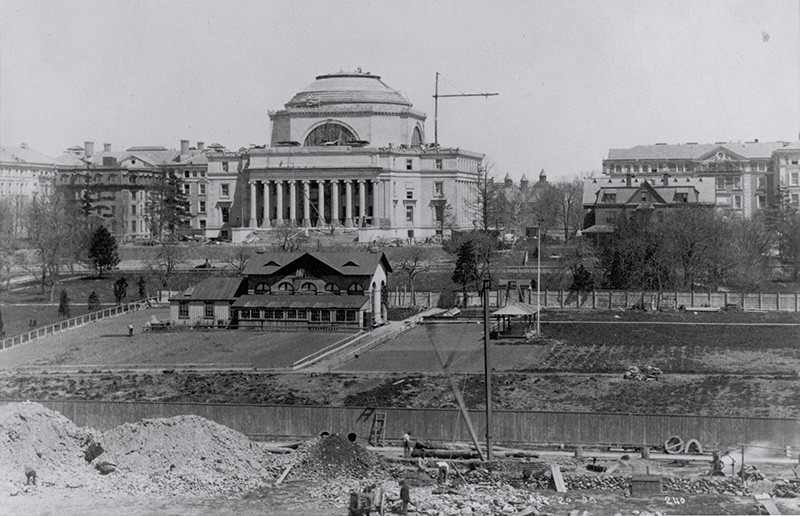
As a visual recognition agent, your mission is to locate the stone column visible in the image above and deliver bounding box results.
[275,180,284,226]
[384,179,391,223]
[371,179,380,227]
[331,180,340,226]
[318,180,326,226]
[248,181,257,227]
[260,181,271,228]
[358,180,366,227]
[344,180,353,227]
[289,180,297,226]
[302,180,311,227]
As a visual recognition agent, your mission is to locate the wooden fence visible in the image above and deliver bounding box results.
[388,289,800,312]
[8,400,799,451]
[0,298,156,351]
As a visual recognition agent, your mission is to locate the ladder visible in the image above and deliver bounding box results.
[369,410,386,446]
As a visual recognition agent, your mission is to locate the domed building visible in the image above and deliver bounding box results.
[233,71,484,242]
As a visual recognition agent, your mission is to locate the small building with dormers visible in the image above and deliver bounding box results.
[169,251,391,331]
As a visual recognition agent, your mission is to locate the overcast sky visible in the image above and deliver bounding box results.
[1,0,799,181]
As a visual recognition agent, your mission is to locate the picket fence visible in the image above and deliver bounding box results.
[0,298,156,351]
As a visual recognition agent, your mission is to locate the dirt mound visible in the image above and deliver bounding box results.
[97,415,283,495]
[293,434,379,479]
[0,401,100,493]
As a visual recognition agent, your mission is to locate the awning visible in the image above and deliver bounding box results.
[492,301,539,317]
[232,293,369,310]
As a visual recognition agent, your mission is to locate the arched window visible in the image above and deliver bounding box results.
[324,283,341,295]
[254,283,271,294]
[304,122,357,146]
[300,282,317,293]
[277,282,294,292]
[347,283,364,295]
[411,126,423,146]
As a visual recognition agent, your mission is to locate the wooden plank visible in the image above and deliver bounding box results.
[760,499,781,515]
[274,463,294,486]
[551,464,567,493]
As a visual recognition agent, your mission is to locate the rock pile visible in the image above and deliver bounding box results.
[772,479,800,498]
[291,434,380,480]
[624,365,663,381]
[0,401,100,494]
[662,477,748,495]
[96,415,283,496]
[565,475,628,491]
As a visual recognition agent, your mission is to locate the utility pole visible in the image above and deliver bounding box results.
[433,72,498,146]
[483,278,493,462]
[537,223,542,334]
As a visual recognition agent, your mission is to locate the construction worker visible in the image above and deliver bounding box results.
[399,479,411,515]
[402,431,412,457]
[436,461,449,485]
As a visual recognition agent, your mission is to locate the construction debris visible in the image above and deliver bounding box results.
[624,365,663,381]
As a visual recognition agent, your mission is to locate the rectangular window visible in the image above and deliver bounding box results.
[336,309,346,322]
[221,206,230,223]
[287,309,296,319]
[405,205,414,223]
[178,303,189,319]
[264,309,273,319]
[791,172,799,186]
[434,204,444,223]
[131,204,137,215]
[204,302,214,319]
[184,184,190,194]
[311,309,321,322]
[716,177,725,190]
[199,184,206,195]
[222,162,229,172]
[674,193,688,203]
[602,193,616,203]
[734,195,742,209]
[406,159,413,170]
[131,220,136,232]
[184,171,190,178]
[406,189,413,199]
[199,219,206,229]
[346,310,357,322]
[757,195,766,209]
[732,177,742,190]
[321,310,331,322]
[221,184,230,197]
[792,194,800,205]
[791,160,799,165]
[198,201,206,213]
[297,309,307,320]
[192,171,198,178]
[274,309,284,320]
[434,181,443,197]
[757,176,766,190]
[435,159,442,170]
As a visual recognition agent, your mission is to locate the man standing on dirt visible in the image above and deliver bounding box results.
[399,479,411,515]
[402,431,412,457]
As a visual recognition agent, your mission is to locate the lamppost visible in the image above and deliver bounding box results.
[537,223,542,334]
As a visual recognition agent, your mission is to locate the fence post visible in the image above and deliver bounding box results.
[708,291,711,306]
[796,293,799,313]
[759,292,762,310]
[609,290,613,309]
[625,290,629,308]
[777,293,780,311]
[690,291,694,307]
[592,290,596,309]
[724,292,728,307]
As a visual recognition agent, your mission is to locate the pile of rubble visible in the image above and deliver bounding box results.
[0,402,282,498]
[624,365,663,381]
[662,477,748,495]
[772,479,800,498]
[289,433,381,480]
[409,483,551,515]
[97,415,283,496]
[564,474,628,491]
[737,464,765,482]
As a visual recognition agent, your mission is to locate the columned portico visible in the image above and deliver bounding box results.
[344,180,353,227]
[317,181,326,227]
[302,180,311,227]
[248,181,257,227]
[275,180,285,226]
[331,180,340,226]
[288,180,297,226]
[261,181,271,228]
[358,180,366,227]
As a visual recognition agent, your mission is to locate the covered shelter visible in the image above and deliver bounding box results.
[491,301,539,339]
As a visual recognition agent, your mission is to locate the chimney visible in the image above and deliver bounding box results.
[84,141,94,158]
[103,143,112,153]
[662,173,669,185]
[197,141,205,151]
[180,139,189,155]
[625,173,632,187]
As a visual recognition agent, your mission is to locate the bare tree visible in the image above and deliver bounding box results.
[394,247,432,305]
[553,177,584,242]
[465,159,501,231]
[23,191,72,299]
[275,228,307,252]
[145,241,185,288]
[222,245,255,274]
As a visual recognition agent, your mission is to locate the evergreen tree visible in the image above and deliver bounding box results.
[452,238,479,307]
[145,170,190,241]
[58,289,70,319]
[136,275,147,299]
[87,290,100,311]
[113,277,128,305]
[88,226,120,278]
[569,264,594,292]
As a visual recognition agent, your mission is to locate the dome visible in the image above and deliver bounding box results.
[285,72,411,109]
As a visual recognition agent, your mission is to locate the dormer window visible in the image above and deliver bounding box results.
[347,283,364,295]
[300,283,317,293]
[325,283,341,295]
[277,282,293,292]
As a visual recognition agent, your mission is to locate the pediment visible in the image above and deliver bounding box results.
[696,145,746,162]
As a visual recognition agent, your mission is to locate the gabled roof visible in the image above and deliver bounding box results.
[607,141,785,161]
[242,251,392,277]
[171,277,244,301]
[0,145,54,166]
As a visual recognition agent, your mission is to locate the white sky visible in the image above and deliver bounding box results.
[1,0,799,181]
